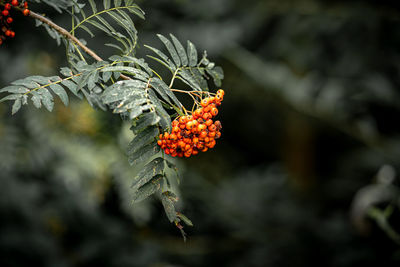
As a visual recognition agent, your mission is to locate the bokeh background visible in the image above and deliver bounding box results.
[1,0,400,266]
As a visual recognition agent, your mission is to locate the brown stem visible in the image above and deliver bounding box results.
[29,11,131,80]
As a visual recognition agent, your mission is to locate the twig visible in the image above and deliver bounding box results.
[29,11,131,81]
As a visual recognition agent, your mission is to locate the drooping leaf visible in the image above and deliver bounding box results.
[161,191,178,223]
[128,141,160,166]
[131,112,161,134]
[131,157,165,189]
[127,126,159,156]
[132,174,163,203]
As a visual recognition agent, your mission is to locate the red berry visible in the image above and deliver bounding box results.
[10,31,15,38]
[5,4,12,10]
[2,10,9,16]
[11,0,19,7]
[5,30,11,37]
[7,17,13,24]
[23,9,30,16]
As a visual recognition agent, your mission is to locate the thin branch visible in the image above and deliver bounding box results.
[28,11,131,80]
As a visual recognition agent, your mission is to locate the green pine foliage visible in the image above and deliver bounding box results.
[0,0,224,235]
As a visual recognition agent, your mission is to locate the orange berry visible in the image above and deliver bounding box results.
[179,116,187,124]
[170,133,177,140]
[205,119,213,127]
[209,124,217,132]
[215,131,221,139]
[201,98,209,107]
[186,121,194,130]
[197,124,207,132]
[197,143,205,150]
[194,109,204,118]
[214,120,222,130]
[211,107,218,117]
[207,140,216,148]
[200,131,208,139]
[217,89,225,96]
[23,9,30,16]
[203,113,211,120]
[157,140,163,146]
[208,131,216,138]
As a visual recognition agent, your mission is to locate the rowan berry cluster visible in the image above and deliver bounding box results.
[0,0,30,45]
[158,89,225,158]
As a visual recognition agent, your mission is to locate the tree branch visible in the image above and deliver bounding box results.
[29,11,131,80]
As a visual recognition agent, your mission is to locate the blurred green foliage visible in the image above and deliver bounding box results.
[0,0,400,266]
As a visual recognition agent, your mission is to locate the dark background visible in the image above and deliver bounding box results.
[0,0,400,266]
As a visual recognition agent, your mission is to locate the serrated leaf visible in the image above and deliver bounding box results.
[61,79,80,97]
[0,85,29,94]
[102,71,112,83]
[132,175,163,203]
[128,105,144,119]
[11,78,39,89]
[102,80,146,104]
[157,34,181,67]
[145,45,176,71]
[148,90,171,130]
[128,141,160,166]
[88,0,97,13]
[127,126,159,155]
[150,78,182,108]
[177,213,193,227]
[103,0,110,9]
[187,40,198,67]
[161,192,178,223]
[206,66,224,87]
[11,98,22,115]
[131,157,164,188]
[179,69,202,91]
[80,24,95,37]
[49,84,69,106]
[31,91,42,108]
[38,88,54,112]
[131,112,160,134]
[0,94,23,103]
[101,66,149,80]
[170,34,188,66]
